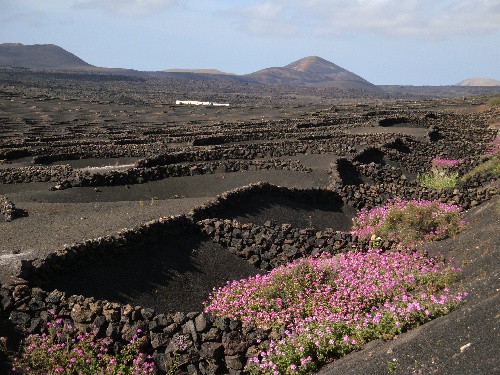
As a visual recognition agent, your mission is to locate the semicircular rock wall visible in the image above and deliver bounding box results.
[1,178,499,374]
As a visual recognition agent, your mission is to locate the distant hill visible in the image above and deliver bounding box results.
[456,78,500,86]
[163,68,235,75]
[0,43,92,69]
[0,44,376,93]
[244,56,381,92]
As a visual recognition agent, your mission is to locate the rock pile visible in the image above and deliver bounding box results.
[0,196,16,222]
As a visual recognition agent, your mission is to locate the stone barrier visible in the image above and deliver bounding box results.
[1,179,499,374]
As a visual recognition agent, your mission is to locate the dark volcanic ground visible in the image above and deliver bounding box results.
[44,232,261,313]
[1,71,499,374]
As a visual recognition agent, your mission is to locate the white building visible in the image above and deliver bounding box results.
[175,100,229,107]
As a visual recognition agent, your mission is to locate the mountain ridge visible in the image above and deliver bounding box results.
[0,44,378,91]
[163,68,235,75]
[244,56,381,92]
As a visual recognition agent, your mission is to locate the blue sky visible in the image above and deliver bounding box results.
[1,0,499,85]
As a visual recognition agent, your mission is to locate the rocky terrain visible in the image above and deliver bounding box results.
[0,68,499,374]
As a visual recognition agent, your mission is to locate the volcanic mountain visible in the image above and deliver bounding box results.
[456,78,500,86]
[0,43,93,70]
[244,56,381,92]
[0,44,379,92]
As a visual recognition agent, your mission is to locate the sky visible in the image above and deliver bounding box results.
[0,0,499,85]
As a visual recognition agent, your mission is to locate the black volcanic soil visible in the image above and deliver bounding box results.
[44,231,261,313]
[215,192,357,231]
[1,70,499,374]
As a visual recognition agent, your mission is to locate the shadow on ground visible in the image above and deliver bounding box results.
[216,192,356,231]
[45,230,260,313]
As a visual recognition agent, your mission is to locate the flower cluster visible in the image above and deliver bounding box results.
[484,137,500,155]
[431,157,462,168]
[204,249,465,374]
[351,198,465,247]
[11,314,155,374]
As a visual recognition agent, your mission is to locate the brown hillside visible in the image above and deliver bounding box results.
[456,78,500,86]
[0,43,92,69]
[244,56,381,92]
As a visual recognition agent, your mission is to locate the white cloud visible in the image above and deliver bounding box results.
[229,0,500,38]
[1,12,44,27]
[74,0,181,17]
[300,0,500,36]
[1,0,76,13]
[229,1,299,37]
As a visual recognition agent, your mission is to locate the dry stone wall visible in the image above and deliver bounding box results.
[1,180,499,374]
[0,159,312,186]
[1,108,499,374]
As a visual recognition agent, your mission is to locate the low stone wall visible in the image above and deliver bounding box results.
[0,159,312,186]
[381,136,491,175]
[0,165,74,184]
[198,219,355,271]
[1,180,499,374]
[353,162,404,185]
[0,183,359,374]
[2,126,496,189]
[336,179,498,210]
[0,277,274,375]
[135,140,354,168]
[330,145,499,210]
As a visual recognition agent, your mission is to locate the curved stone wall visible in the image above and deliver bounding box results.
[2,178,499,374]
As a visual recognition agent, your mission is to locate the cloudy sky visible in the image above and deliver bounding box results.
[1,0,499,85]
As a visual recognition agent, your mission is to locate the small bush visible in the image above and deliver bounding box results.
[351,198,465,247]
[461,137,500,181]
[418,157,462,190]
[205,250,465,374]
[419,171,459,189]
[11,314,156,374]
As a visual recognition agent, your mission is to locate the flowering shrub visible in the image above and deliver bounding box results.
[351,198,465,247]
[419,157,462,189]
[204,250,465,374]
[484,137,500,156]
[430,157,462,168]
[11,314,156,374]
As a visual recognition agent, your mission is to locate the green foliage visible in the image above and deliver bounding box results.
[486,93,500,107]
[387,361,399,373]
[462,154,500,181]
[351,198,466,247]
[418,169,459,189]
